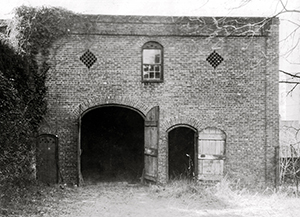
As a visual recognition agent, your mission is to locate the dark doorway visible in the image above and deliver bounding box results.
[81,106,144,183]
[168,126,196,180]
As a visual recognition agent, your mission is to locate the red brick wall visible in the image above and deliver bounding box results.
[38,16,279,186]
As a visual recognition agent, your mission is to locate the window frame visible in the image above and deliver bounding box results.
[141,41,164,83]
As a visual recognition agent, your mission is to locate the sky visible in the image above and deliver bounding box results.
[1,0,298,69]
[1,0,300,120]
[0,0,286,18]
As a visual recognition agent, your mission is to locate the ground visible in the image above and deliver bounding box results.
[1,180,300,217]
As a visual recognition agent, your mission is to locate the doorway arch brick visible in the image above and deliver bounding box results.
[70,95,154,119]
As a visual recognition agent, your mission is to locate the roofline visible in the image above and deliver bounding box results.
[77,14,276,24]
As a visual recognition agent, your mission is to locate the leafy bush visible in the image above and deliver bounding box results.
[0,39,46,185]
[1,5,78,188]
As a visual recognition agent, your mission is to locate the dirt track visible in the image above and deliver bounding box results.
[30,182,228,217]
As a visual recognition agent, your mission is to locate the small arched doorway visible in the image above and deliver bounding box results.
[168,125,197,180]
[80,105,144,183]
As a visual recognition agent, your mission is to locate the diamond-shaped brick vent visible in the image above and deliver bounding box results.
[206,51,224,69]
[80,50,97,69]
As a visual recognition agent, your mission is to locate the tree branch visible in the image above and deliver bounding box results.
[280,70,300,78]
[279,81,300,84]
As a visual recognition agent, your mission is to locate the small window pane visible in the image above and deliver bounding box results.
[155,66,160,72]
[155,54,160,64]
[155,72,160,78]
[144,65,149,72]
[150,72,154,78]
[149,65,154,72]
[144,73,149,78]
[143,49,161,64]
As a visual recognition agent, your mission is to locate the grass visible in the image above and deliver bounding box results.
[212,177,300,216]
[0,182,75,216]
[1,177,300,216]
[149,178,226,203]
[148,177,300,216]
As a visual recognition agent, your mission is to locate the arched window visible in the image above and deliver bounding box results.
[142,41,163,82]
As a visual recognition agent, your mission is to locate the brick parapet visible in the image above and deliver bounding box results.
[68,15,273,37]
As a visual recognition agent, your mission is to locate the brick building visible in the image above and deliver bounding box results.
[37,15,279,186]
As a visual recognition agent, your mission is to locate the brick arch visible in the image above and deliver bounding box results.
[161,116,201,134]
[199,126,227,137]
[166,124,198,133]
[139,38,165,47]
[70,95,153,118]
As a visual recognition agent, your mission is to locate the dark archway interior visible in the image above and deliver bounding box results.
[168,127,196,180]
[81,106,144,183]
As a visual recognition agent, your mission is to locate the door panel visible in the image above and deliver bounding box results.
[36,134,58,184]
[194,132,198,178]
[144,106,159,182]
[198,128,225,181]
[78,113,83,185]
[198,159,224,180]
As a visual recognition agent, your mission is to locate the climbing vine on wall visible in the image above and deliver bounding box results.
[6,5,93,129]
[0,40,44,185]
[0,6,85,185]
[9,6,74,54]
[9,5,97,55]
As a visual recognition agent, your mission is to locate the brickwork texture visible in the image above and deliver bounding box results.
[38,15,279,186]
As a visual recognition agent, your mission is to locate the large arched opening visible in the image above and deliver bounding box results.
[80,105,144,184]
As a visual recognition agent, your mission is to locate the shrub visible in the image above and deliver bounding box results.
[0,39,46,186]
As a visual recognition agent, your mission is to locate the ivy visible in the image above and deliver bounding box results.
[0,6,79,185]
[9,6,77,55]
[1,5,94,185]
[6,5,84,128]
[0,40,38,185]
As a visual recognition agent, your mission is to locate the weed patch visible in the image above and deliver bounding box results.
[1,178,300,217]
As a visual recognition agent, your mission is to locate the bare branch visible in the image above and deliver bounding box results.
[279,0,288,11]
[287,83,299,95]
[279,81,300,84]
[280,70,300,78]
[279,69,300,94]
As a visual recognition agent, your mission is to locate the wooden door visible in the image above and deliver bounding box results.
[144,106,159,182]
[198,128,225,180]
[36,134,58,184]
[78,113,83,185]
[194,132,198,178]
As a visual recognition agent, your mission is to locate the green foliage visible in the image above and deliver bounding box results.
[1,6,95,187]
[1,5,82,187]
[1,5,88,188]
[0,35,45,184]
[8,5,76,55]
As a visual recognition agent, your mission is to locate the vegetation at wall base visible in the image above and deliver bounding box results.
[1,177,300,216]
[1,6,83,186]
[1,6,86,206]
[0,39,44,185]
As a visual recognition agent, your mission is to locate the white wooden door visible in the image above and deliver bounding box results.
[198,128,226,180]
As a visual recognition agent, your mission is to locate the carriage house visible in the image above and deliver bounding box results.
[37,15,279,186]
